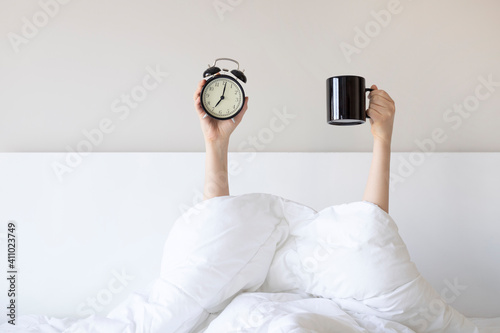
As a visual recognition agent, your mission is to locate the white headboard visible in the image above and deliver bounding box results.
[0,152,499,322]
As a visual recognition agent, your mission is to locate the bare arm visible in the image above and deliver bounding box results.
[193,79,249,200]
[203,141,230,199]
[362,85,396,213]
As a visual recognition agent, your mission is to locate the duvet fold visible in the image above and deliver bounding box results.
[1,193,495,332]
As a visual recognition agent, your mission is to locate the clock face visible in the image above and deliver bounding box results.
[201,75,245,119]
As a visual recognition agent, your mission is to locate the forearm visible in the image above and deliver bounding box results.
[203,140,229,200]
[363,138,391,213]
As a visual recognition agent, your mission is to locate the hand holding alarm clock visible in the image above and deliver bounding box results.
[200,58,247,120]
[193,58,249,144]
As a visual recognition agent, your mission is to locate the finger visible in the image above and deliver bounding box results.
[370,91,392,101]
[366,108,378,119]
[369,89,394,104]
[233,97,249,125]
[194,80,208,116]
[368,84,378,99]
[193,79,207,101]
[194,96,206,117]
[366,109,382,122]
[233,96,249,124]
[369,95,394,110]
[369,95,395,115]
[366,105,384,118]
[368,98,392,110]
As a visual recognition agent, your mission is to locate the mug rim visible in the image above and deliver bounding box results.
[326,75,365,80]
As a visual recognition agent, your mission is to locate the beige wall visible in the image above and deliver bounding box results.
[1,0,499,152]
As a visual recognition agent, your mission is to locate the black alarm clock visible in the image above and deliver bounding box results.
[200,58,247,120]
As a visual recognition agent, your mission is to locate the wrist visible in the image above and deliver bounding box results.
[373,136,392,148]
[373,137,392,157]
[205,138,229,151]
[205,141,229,164]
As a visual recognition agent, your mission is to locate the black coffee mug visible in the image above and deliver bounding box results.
[326,75,373,125]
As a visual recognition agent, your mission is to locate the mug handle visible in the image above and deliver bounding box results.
[365,88,374,118]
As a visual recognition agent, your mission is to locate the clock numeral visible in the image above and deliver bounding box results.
[208,101,211,105]
[209,87,214,91]
[215,82,220,87]
[206,93,210,97]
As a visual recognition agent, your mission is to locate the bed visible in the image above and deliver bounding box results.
[0,152,499,332]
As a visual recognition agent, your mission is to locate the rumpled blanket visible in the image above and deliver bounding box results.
[2,193,498,332]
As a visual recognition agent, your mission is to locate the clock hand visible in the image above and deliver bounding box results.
[214,83,227,108]
[214,96,223,108]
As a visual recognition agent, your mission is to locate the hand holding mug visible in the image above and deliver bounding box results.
[366,85,396,145]
[326,75,395,144]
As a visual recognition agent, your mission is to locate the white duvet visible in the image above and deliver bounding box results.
[2,193,499,332]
